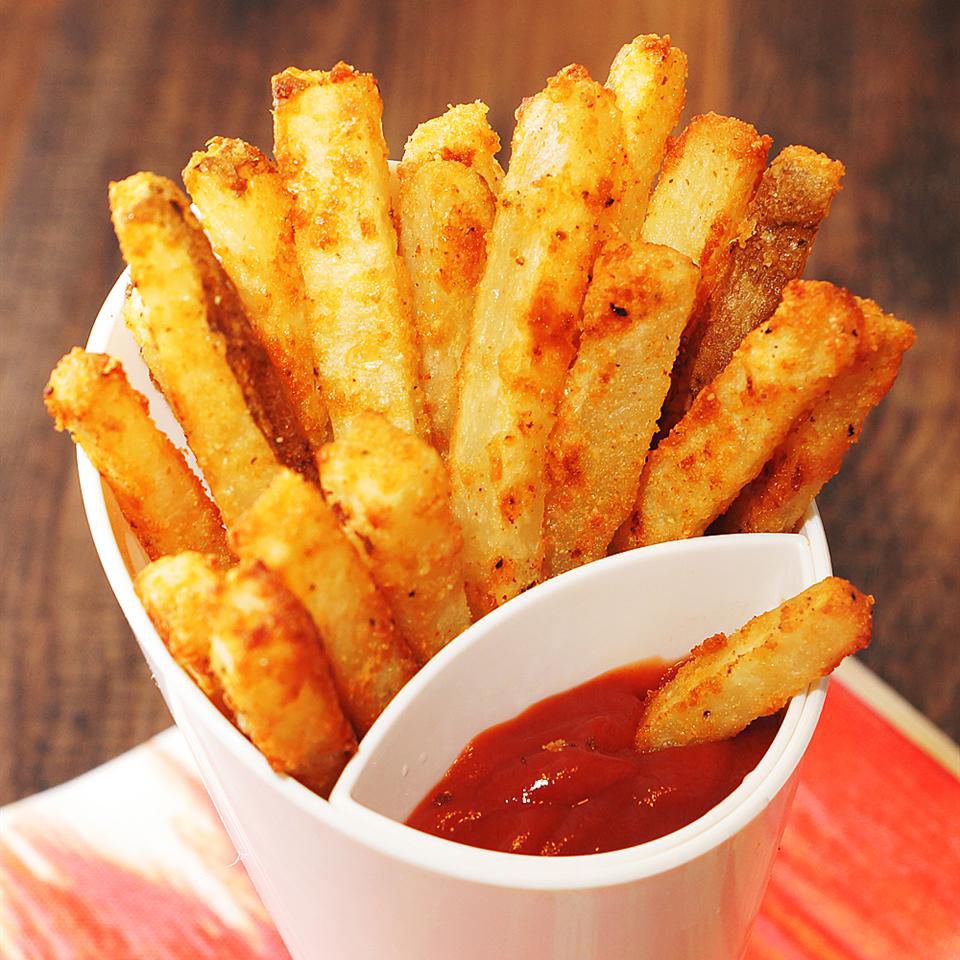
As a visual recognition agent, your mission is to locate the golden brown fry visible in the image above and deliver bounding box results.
[134,552,229,712]
[449,65,622,616]
[45,349,231,564]
[320,413,472,664]
[230,468,418,733]
[210,560,357,796]
[613,280,865,549]
[396,158,496,453]
[673,145,845,418]
[606,33,687,237]
[543,242,699,576]
[400,101,504,195]
[636,577,873,752]
[272,63,424,436]
[183,137,330,453]
[716,299,915,534]
[109,173,317,526]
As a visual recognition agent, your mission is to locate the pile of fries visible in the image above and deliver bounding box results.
[46,35,911,798]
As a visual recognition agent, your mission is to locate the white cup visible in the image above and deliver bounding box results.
[80,269,833,960]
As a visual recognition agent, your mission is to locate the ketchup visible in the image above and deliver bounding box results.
[406,661,781,856]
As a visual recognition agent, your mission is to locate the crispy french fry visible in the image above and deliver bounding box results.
[396,158,496,452]
[613,280,865,549]
[670,145,845,420]
[543,241,699,576]
[716,298,915,534]
[210,560,357,796]
[272,63,424,436]
[606,33,687,237]
[230,468,417,733]
[320,413,471,663]
[183,137,330,453]
[400,101,504,195]
[45,349,231,564]
[449,65,622,615]
[636,577,873,752]
[134,552,229,712]
[109,173,318,526]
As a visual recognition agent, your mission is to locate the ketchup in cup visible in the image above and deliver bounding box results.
[406,661,781,856]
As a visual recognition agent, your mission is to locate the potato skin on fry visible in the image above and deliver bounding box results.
[636,577,873,752]
[109,173,317,526]
[45,349,231,565]
[320,414,471,663]
[230,468,418,733]
[716,299,915,534]
[614,280,865,549]
[543,241,698,576]
[210,560,357,797]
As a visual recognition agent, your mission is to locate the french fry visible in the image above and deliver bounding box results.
[183,137,331,453]
[45,349,231,564]
[320,413,472,663]
[109,173,318,526]
[543,241,699,576]
[396,159,496,452]
[636,577,873,752]
[209,560,358,796]
[449,65,622,615]
[400,101,505,195]
[272,63,424,436]
[230,468,418,733]
[606,33,687,237]
[613,280,865,550]
[671,145,845,419]
[716,299,915,534]
[134,552,229,712]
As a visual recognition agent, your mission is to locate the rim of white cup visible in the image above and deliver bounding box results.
[80,268,830,891]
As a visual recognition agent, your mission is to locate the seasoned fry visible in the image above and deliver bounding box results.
[210,560,357,796]
[230,468,418,733]
[45,349,231,564]
[134,552,229,712]
[716,299,915,534]
[109,173,317,526]
[272,63,423,436]
[400,100,505,195]
[320,413,471,663]
[543,242,698,576]
[670,145,845,420]
[449,65,622,615]
[636,577,873,752]
[613,280,865,550]
[606,33,687,237]
[183,137,330,453]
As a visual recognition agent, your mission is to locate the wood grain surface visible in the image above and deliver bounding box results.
[1,0,957,804]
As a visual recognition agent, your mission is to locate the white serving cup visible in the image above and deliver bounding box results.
[81,269,832,960]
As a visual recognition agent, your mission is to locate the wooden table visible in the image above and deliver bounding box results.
[1,0,957,804]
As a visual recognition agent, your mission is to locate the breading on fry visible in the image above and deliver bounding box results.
[45,349,231,564]
[230,468,418,733]
[449,65,622,616]
[606,33,687,237]
[543,242,699,576]
[716,298,915,534]
[209,560,358,796]
[109,173,318,526]
[183,137,330,454]
[636,577,873,752]
[397,156,497,452]
[613,280,866,550]
[320,413,471,663]
[272,63,424,436]
[134,552,230,712]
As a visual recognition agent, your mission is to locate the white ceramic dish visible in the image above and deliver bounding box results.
[81,269,832,960]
